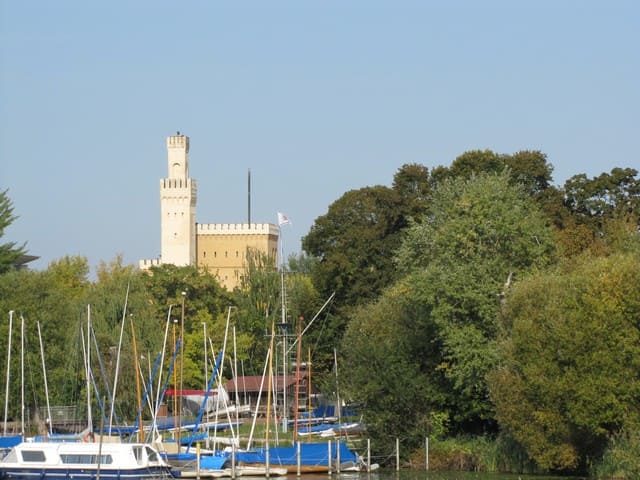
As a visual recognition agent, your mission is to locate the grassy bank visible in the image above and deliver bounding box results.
[407,436,540,474]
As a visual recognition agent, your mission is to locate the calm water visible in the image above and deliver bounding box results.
[284,472,584,480]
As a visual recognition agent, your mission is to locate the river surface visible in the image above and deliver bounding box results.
[282,471,584,480]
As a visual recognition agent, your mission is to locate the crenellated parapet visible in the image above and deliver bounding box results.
[167,133,189,151]
[161,178,197,190]
[140,132,280,289]
[197,223,279,236]
[139,258,162,270]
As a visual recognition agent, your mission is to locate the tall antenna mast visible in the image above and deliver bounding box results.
[247,168,251,227]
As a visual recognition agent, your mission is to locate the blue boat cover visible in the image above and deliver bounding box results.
[235,441,356,467]
[200,454,229,470]
[0,435,22,448]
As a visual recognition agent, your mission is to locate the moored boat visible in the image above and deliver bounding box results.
[234,441,366,473]
[0,441,173,479]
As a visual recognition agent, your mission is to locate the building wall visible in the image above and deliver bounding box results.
[197,223,279,290]
[140,133,279,291]
[160,134,197,266]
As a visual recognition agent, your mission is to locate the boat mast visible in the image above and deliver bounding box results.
[202,321,208,425]
[307,346,312,433]
[130,314,142,442]
[334,349,342,428]
[246,343,270,450]
[265,320,275,447]
[3,310,13,435]
[280,262,287,427]
[233,325,240,433]
[86,305,93,435]
[149,307,172,442]
[293,317,303,442]
[21,315,25,435]
[110,282,130,435]
[37,321,52,436]
[178,291,186,446]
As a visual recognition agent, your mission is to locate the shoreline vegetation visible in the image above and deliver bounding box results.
[2,162,639,480]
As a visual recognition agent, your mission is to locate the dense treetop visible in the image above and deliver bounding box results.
[1,152,638,476]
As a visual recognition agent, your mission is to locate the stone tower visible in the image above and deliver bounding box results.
[160,132,197,266]
[140,132,279,290]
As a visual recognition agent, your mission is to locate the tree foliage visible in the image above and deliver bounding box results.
[0,189,27,274]
[2,150,638,477]
[490,249,640,471]
[396,171,556,276]
[438,150,554,198]
[557,168,640,257]
[302,185,407,308]
[343,172,557,453]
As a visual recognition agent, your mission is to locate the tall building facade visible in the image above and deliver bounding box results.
[140,133,279,290]
[161,133,197,266]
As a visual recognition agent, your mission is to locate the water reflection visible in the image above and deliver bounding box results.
[284,471,583,480]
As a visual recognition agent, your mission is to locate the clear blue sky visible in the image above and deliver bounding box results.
[1,1,638,276]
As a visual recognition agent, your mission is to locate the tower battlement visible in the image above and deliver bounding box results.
[161,178,197,191]
[141,133,280,290]
[198,223,279,236]
[167,133,189,151]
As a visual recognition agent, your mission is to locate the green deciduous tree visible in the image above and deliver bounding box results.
[564,167,640,224]
[549,167,640,259]
[436,150,555,199]
[396,171,556,276]
[341,281,433,457]
[489,250,640,472]
[303,162,432,311]
[141,263,231,394]
[234,248,280,373]
[302,185,406,308]
[342,172,557,457]
[0,257,91,426]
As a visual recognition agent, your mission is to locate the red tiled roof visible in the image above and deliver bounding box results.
[224,374,307,393]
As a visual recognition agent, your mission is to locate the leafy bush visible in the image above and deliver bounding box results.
[593,429,640,479]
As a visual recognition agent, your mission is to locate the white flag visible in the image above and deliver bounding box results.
[277,212,291,226]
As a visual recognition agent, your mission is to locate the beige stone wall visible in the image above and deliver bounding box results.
[196,223,279,290]
[160,133,197,266]
[140,134,280,289]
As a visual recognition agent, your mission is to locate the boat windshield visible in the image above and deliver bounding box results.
[2,449,18,463]
[145,446,160,463]
[133,446,143,465]
[21,450,46,462]
[60,454,113,465]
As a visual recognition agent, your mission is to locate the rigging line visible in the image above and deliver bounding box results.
[82,327,114,435]
[147,336,180,444]
[310,306,332,354]
[90,324,125,429]
[150,307,172,442]
[287,292,335,354]
[130,351,162,443]
[36,321,52,436]
[109,281,130,434]
[23,327,42,429]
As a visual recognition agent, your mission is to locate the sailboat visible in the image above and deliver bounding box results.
[1,311,22,457]
[232,313,372,473]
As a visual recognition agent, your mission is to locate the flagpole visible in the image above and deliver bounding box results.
[277,212,291,431]
[279,218,286,429]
